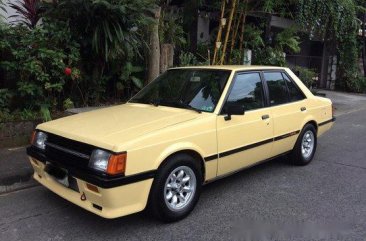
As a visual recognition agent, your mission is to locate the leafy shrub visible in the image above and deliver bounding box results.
[179,51,208,66]
[346,74,366,93]
[0,19,80,111]
[0,89,12,111]
[179,52,199,66]
[292,66,317,88]
[253,47,287,66]
[43,0,155,103]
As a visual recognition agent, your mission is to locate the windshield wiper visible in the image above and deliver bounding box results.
[168,101,202,114]
[149,99,160,107]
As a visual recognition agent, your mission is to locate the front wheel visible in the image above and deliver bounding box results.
[290,124,317,166]
[149,154,202,222]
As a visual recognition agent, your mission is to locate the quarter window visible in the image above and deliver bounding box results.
[225,73,264,112]
[264,72,289,106]
[282,73,305,101]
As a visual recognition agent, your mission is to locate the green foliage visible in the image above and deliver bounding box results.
[254,47,287,66]
[275,28,301,54]
[47,0,154,63]
[243,25,265,50]
[298,0,359,91]
[19,108,38,121]
[63,98,74,110]
[0,89,12,111]
[118,62,144,90]
[159,11,186,46]
[40,105,52,121]
[249,27,300,67]
[344,73,366,93]
[292,66,317,88]
[0,19,80,112]
[179,52,199,66]
[43,0,155,103]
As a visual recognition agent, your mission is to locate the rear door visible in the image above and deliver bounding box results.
[263,71,307,156]
[216,72,274,176]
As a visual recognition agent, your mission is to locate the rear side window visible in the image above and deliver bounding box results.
[225,72,264,111]
[282,73,305,101]
[263,72,289,106]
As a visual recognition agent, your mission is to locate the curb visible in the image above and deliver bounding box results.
[0,178,39,195]
[0,170,33,186]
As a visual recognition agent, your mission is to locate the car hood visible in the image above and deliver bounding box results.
[37,103,200,151]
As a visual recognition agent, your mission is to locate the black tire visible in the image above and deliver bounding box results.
[290,124,317,166]
[148,153,202,222]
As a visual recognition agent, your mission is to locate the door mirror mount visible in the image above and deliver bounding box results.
[224,104,245,121]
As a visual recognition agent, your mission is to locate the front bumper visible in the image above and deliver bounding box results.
[27,147,154,219]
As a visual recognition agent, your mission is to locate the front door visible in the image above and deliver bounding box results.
[217,72,274,176]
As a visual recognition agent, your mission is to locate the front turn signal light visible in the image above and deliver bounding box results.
[107,153,127,175]
[30,130,36,144]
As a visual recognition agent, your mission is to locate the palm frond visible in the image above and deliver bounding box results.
[8,0,44,28]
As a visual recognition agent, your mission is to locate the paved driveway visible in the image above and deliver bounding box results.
[0,92,365,241]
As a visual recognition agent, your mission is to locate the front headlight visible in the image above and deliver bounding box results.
[89,149,111,172]
[32,131,48,150]
[89,149,126,175]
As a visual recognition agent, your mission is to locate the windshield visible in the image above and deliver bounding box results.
[130,69,231,113]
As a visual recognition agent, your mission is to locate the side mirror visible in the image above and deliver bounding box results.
[224,104,245,121]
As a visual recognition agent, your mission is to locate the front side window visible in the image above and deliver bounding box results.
[224,72,264,112]
[264,72,289,106]
[130,69,231,113]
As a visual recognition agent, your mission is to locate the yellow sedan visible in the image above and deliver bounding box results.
[27,66,335,222]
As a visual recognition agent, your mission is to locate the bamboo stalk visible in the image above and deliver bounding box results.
[220,0,237,65]
[229,3,244,61]
[239,0,248,62]
[212,0,226,65]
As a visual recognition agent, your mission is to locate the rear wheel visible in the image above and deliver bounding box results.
[290,124,317,166]
[149,153,202,222]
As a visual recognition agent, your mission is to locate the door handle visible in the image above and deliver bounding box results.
[262,114,270,120]
[301,107,307,112]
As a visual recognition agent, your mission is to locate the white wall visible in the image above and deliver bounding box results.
[1,1,22,24]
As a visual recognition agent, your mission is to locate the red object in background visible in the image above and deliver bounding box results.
[64,67,72,76]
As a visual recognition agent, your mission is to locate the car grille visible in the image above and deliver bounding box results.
[44,133,95,170]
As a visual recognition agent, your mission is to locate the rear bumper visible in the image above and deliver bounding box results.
[27,147,154,219]
[318,117,336,137]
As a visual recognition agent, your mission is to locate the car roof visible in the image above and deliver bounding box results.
[170,65,287,71]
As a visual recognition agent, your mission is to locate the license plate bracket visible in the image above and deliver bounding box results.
[45,162,69,187]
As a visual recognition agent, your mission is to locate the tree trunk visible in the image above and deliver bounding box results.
[147,7,161,84]
[160,44,174,73]
[264,13,272,44]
